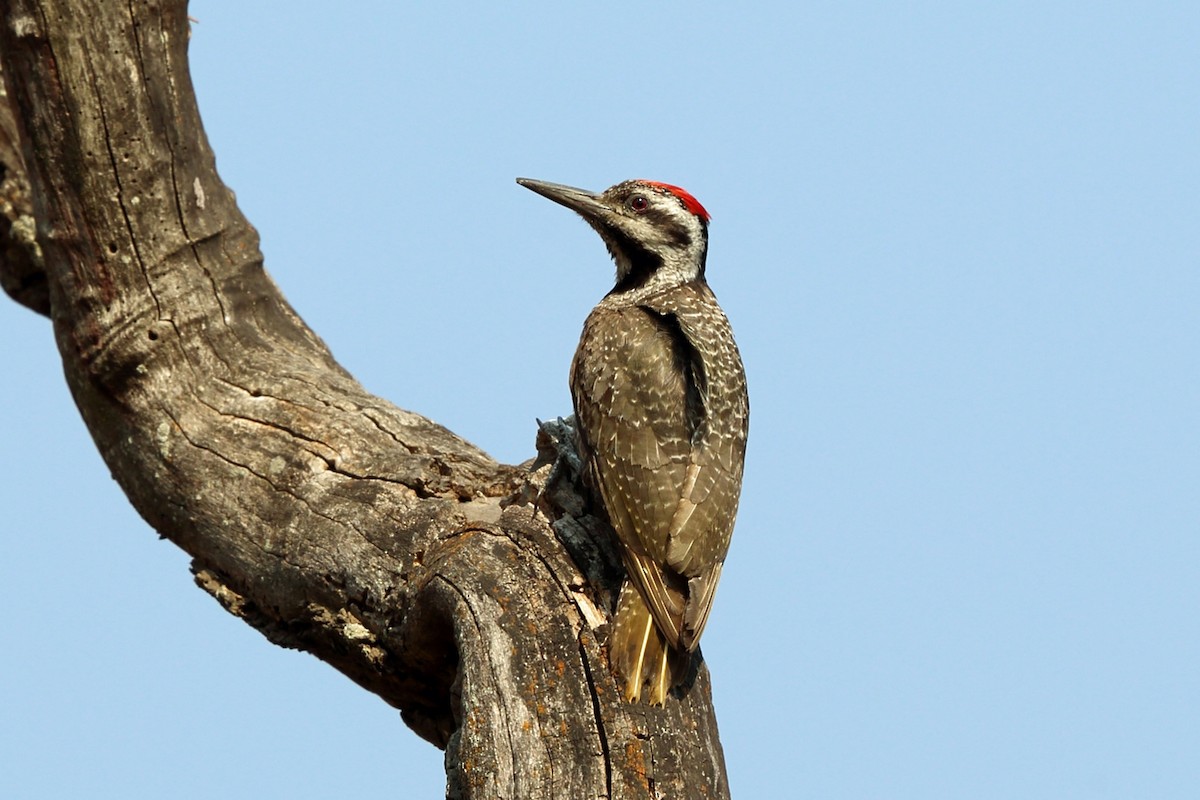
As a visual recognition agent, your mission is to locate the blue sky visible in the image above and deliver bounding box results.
[3,3,1198,797]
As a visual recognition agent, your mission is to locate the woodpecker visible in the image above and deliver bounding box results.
[517,177,749,704]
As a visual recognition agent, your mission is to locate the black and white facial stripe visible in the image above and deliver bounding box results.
[591,180,710,297]
[513,176,710,297]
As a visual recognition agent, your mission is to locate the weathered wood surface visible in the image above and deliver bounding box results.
[0,2,729,798]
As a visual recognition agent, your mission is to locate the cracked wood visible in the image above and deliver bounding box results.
[0,2,732,798]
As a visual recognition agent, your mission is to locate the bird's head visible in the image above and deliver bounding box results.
[517,177,710,296]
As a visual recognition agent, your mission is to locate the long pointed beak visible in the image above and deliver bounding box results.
[516,177,610,222]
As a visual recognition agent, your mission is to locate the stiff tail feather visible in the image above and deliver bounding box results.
[608,583,691,705]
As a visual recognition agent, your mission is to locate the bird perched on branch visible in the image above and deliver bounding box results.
[517,177,749,704]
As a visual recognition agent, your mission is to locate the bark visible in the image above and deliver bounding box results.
[0,3,730,798]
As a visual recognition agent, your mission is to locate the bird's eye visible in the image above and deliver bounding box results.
[629,195,649,213]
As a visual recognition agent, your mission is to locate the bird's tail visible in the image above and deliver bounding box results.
[608,583,692,705]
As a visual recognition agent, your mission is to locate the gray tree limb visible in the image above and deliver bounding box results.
[0,2,730,798]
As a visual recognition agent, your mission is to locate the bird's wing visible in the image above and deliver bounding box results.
[645,284,748,648]
[572,301,745,650]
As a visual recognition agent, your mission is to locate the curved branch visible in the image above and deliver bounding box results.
[0,2,730,797]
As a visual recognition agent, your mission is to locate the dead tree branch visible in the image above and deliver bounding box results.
[0,3,729,797]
